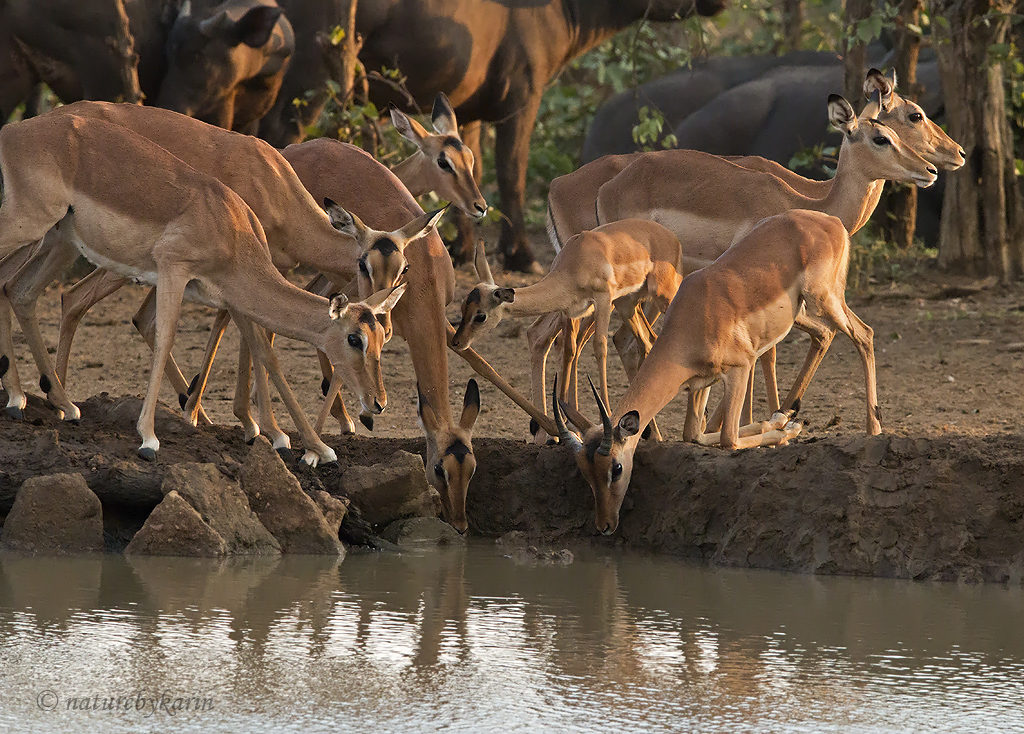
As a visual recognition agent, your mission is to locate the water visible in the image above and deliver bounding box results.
[0,544,1022,733]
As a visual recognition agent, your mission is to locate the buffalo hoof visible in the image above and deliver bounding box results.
[138,447,157,462]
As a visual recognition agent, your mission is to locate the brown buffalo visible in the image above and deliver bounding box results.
[259,0,726,272]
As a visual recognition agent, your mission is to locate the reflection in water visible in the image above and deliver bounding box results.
[0,546,1022,732]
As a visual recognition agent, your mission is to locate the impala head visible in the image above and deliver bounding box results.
[390,93,488,218]
[553,377,641,536]
[829,94,938,189]
[321,284,406,417]
[157,1,289,127]
[323,198,446,295]
[450,240,515,350]
[417,379,480,534]
[863,68,966,170]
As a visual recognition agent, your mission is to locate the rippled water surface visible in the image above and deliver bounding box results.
[0,545,1022,733]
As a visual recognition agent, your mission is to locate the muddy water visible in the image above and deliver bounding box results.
[0,546,1022,733]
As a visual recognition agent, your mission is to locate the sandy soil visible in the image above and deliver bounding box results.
[6,231,1023,445]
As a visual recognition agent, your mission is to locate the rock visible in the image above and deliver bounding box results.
[239,437,344,556]
[505,544,575,565]
[379,516,466,547]
[340,450,441,526]
[161,463,280,555]
[312,490,349,538]
[1,473,103,554]
[126,491,226,557]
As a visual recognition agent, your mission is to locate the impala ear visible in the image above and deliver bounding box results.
[473,239,494,284]
[459,379,480,431]
[328,293,349,320]
[370,283,407,315]
[493,287,515,304]
[616,411,641,439]
[827,94,858,136]
[390,104,428,147]
[397,206,447,245]
[863,68,894,111]
[431,92,459,136]
[324,198,366,239]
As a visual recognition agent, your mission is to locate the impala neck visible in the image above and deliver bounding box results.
[280,208,361,281]
[222,264,334,349]
[391,151,434,198]
[816,145,887,234]
[613,339,697,432]
[507,273,576,317]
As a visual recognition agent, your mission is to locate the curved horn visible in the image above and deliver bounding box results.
[552,376,582,452]
[587,375,613,456]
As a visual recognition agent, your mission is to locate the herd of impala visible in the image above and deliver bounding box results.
[0,67,965,535]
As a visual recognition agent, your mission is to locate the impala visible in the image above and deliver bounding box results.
[0,113,405,465]
[556,209,872,534]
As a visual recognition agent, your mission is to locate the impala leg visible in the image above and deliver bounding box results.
[234,313,335,467]
[181,309,231,427]
[683,386,712,442]
[618,309,663,441]
[316,350,356,433]
[0,285,26,418]
[131,287,212,422]
[252,329,290,450]
[760,346,780,414]
[711,367,749,449]
[233,333,260,443]
[137,271,187,461]
[56,268,128,386]
[568,317,595,410]
[698,367,800,450]
[825,300,881,435]
[558,316,580,409]
[7,230,80,419]
[706,391,725,434]
[781,313,836,413]
[591,292,613,413]
[527,312,560,443]
[741,367,755,425]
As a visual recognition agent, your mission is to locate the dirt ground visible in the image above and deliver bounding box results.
[6,230,1024,444]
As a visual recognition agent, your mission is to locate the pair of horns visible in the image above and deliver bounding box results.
[551,375,613,456]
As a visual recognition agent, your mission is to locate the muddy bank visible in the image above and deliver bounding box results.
[1,393,1023,582]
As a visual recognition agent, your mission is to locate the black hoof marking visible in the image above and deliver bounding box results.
[138,447,157,462]
[275,447,295,464]
[641,424,652,440]
[359,415,374,431]
[4,406,23,420]
[38,374,51,394]
[545,438,557,446]
[529,418,539,436]
[874,405,882,421]
[246,436,257,446]
[187,372,201,395]
[68,419,80,426]
[178,393,188,409]
[0,354,8,378]
[321,378,330,397]
[789,398,802,417]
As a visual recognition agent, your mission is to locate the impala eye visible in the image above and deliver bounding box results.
[611,462,623,480]
[434,463,445,479]
[908,112,923,123]
[872,135,891,146]
[347,334,362,349]
[474,313,487,323]
[401,264,410,275]
[437,157,453,173]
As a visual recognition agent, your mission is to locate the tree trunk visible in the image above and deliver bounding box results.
[875,0,924,249]
[782,0,804,52]
[932,0,1024,280]
[842,0,874,105]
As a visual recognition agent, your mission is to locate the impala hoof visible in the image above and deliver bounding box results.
[138,447,157,462]
[187,372,201,395]
[321,377,330,396]
[67,418,80,426]
[246,436,257,446]
[178,393,188,409]
[529,418,539,437]
[275,447,295,464]
[359,414,374,431]
[4,406,23,420]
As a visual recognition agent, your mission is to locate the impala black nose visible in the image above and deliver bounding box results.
[927,165,938,175]
[373,399,385,414]
[958,147,966,158]
[474,202,487,216]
